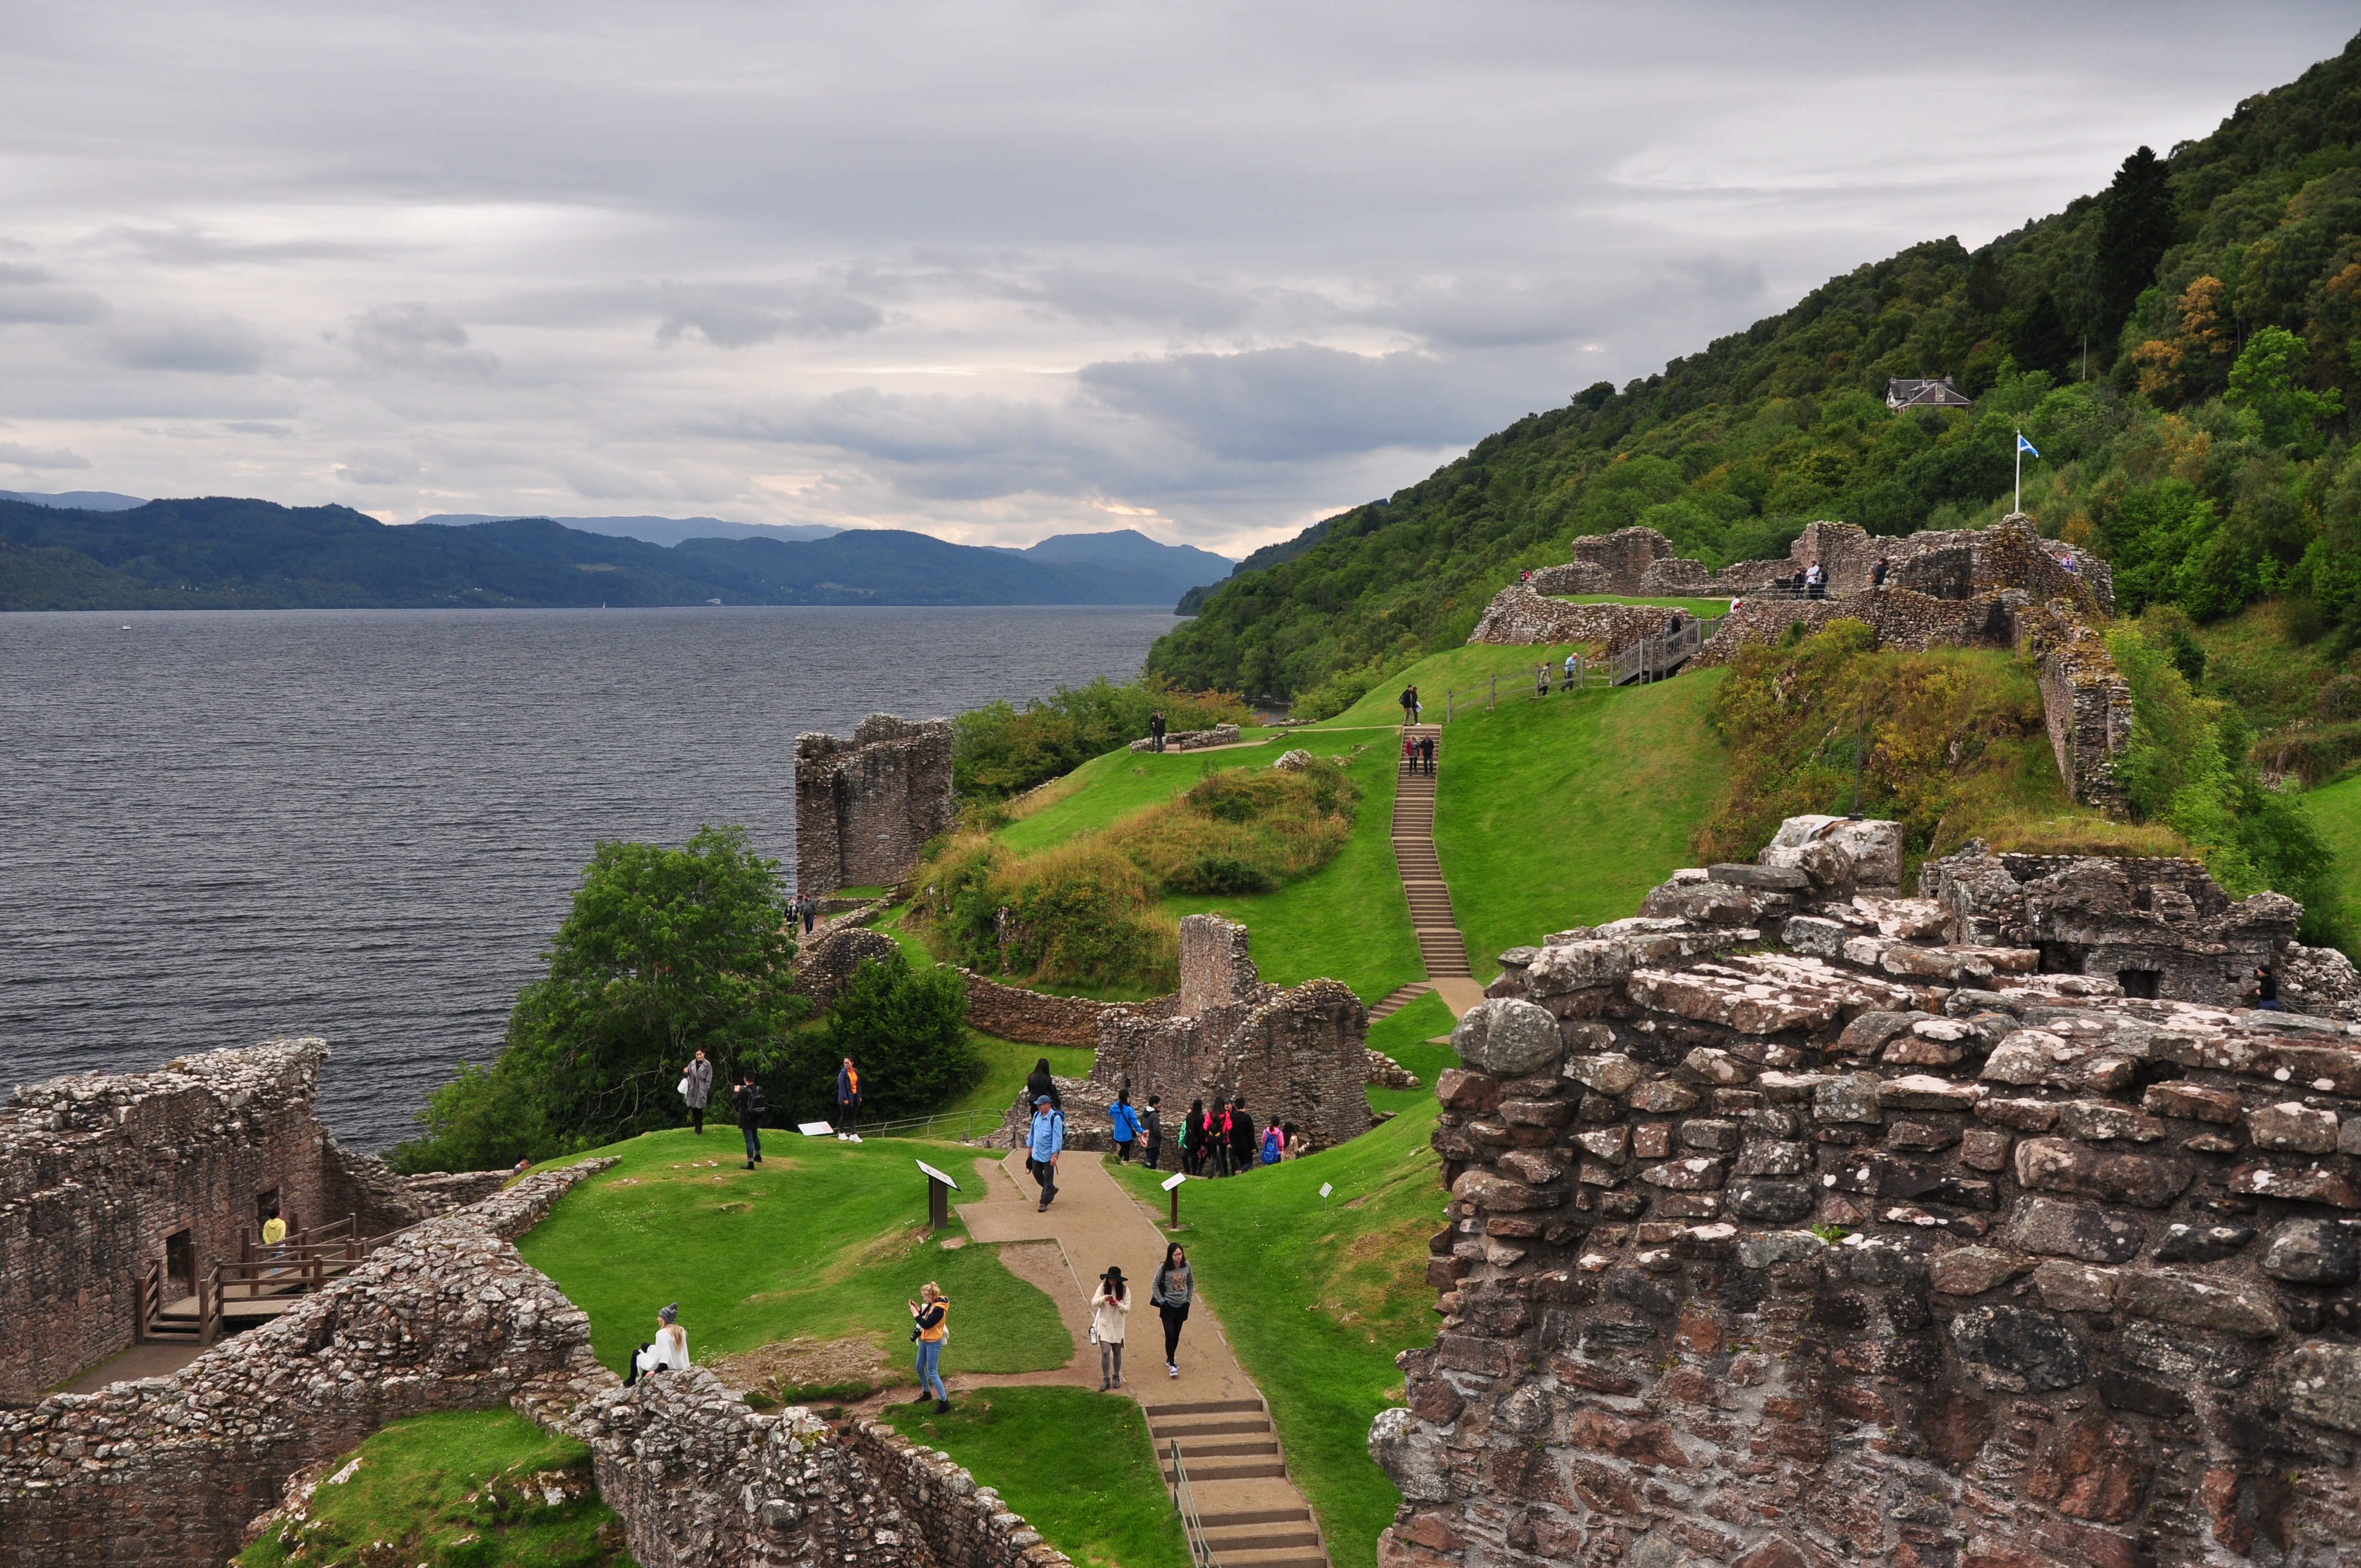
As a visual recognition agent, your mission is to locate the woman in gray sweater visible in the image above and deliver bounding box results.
[1151,1242,1194,1378]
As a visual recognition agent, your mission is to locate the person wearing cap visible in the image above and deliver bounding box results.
[629,1302,688,1384]
[1027,1093,1065,1212]
[1090,1265,1132,1390]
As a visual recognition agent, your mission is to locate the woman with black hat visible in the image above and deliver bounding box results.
[1090,1265,1132,1390]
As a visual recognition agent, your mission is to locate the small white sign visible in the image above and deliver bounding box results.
[1320,1182,1334,1199]
[916,1159,960,1190]
[798,1121,834,1136]
[1161,1172,1188,1192]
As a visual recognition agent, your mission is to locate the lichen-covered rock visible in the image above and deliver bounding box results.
[1450,998,1564,1076]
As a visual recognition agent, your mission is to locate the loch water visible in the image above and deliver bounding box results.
[2,605,1180,1147]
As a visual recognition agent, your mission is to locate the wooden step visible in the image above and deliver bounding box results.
[1216,1551,1329,1568]
[1199,1510,1310,1528]
[1169,1439,1279,1458]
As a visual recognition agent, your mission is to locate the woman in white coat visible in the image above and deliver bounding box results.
[632,1302,688,1383]
[1090,1266,1131,1391]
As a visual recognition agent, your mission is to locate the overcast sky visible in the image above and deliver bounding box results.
[2,3,2352,556]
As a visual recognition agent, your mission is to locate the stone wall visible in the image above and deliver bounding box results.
[1129,721,1243,753]
[795,714,956,896]
[1468,587,1681,651]
[1691,589,2016,668]
[0,1039,449,1402]
[2014,600,2134,815]
[799,924,907,1007]
[1000,914,1373,1152]
[0,1162,610,1568]
[1916,842,2301,1008]
[567,1366,1073,1568]
[1530,561,1610,596]
[1369,818,2361,1568]
[961,970,1148,1047]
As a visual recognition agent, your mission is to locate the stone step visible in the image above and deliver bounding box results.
[1153,1417,1274,1439]
[1205,1529,1325,1553]
[1198,1509,1310,1528]
[1145,1397,1265,1417]
[1170,1438,1280,1458]
[1215,1550,1329,1568]
[1367,983,1433,1020]
[1164,1459,1288,1482]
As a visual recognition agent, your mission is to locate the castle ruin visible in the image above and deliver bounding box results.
[793,714,956,896]
[1370,815,2361,1568]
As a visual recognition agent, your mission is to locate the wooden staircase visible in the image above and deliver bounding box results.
[1392,730,1470,981]
[1150,1397,1328,1568]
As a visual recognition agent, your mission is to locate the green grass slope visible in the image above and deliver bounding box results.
[884,1389,1190,1568]
[520,1130,1068,1381]
[1160,732,1420,1001]
[1109,1099,1445,1568]
[235,1409,634,1567]
[2312,770,2361,919]
[1435,670,1728,976]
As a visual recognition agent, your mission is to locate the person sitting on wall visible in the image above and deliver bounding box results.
[626,1303,689,1386]
[2253,965,2286,1011]
[1871,556,1891,588]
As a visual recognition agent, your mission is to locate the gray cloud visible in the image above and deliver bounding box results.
[0,1,2351,549]
[108,313,271,373]
[651,283,885,349]
[348,302,501,378]
[0,442,93,470]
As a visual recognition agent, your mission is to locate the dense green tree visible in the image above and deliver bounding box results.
[389,825,806,1171]
[2095,146,2177,337]
[2227,325,2343,451]
[814,953,981,1121]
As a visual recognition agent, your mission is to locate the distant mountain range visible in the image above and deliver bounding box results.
[0,494,1233,611]
[414,512,844,547]
[0,489,148,512]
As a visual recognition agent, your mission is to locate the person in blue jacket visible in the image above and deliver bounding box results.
[1109,1090,1144,1164]
[1028,1095,1065,1211]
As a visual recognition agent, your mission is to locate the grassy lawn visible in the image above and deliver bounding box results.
[521,1129,1069,1383]
[1161,733,1421,1003]
[1435,670,1728,977]
[1000,734,1283,855]
[1310,641,1625,728]
[2311,770,2361,920]
[1109,1104,1446,1568]
[235,1409,634,1567]
[1363,992,1459,1119]
[939,1031,1096,1126]
[883,1388,1190,1568]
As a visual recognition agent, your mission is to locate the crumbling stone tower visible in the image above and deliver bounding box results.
[793,714,955,895]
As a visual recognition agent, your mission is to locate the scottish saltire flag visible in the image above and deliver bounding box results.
[2017,432,2040,458]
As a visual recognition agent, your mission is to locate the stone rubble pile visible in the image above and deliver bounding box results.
[1373,814,2361,1568]
[1128,721,1242,753]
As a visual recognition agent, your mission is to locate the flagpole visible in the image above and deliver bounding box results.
[2015,429,2022,515]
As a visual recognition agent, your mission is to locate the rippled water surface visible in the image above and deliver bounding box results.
[3,606,1178,1147]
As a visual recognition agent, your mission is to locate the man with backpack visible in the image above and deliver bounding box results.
[732,1070,765,1169]
[836,1056,864,1143]
[1141,1095,1164,1170]
[1109,1091,1143,1163]
[1027,1094,1064,1212]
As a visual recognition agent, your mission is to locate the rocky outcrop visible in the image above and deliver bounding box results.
[1372,816,2361,1568]
[0,1162,613,1568]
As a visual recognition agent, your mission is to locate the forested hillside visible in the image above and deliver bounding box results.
[1152,33,2361,721]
